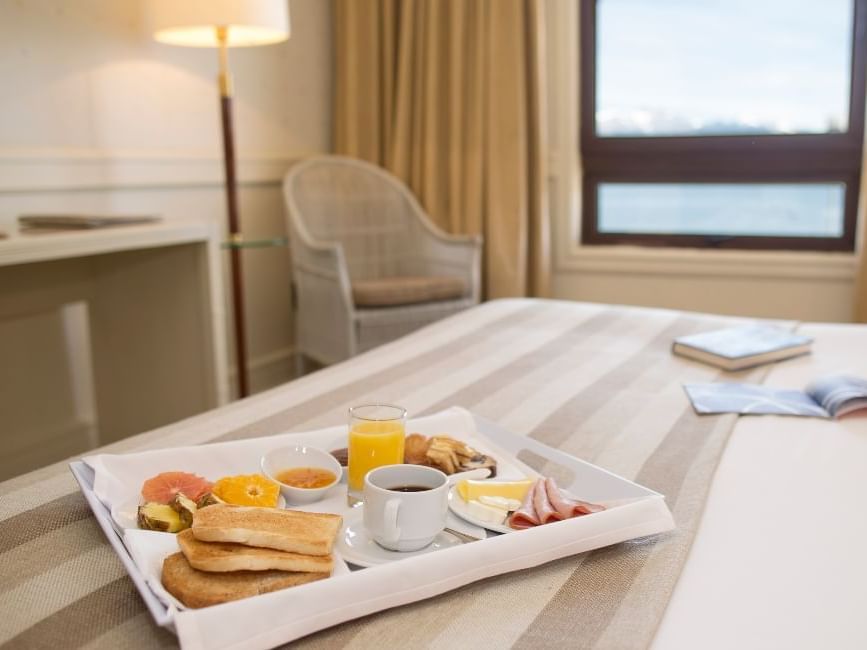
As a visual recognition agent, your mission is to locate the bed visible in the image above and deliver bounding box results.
[1,298,865,649]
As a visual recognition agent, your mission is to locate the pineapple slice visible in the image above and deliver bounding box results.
[196,491,226,509]
[137,503,184,533]
[169,492,197,528]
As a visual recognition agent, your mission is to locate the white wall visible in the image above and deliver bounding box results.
[544,0,860,323]
[0,0,333,392]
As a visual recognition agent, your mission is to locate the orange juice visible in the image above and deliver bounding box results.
[347,420,406,492]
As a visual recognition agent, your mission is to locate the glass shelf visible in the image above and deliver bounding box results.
[221,237,288,250]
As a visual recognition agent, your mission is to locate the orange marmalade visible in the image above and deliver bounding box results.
[275,467,336,489]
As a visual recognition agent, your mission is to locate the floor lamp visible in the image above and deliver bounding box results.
[145,0,290,398]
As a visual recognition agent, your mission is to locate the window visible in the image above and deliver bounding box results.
[580,0,867,251]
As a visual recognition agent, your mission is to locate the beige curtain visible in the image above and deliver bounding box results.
[858,236,867,323]
[854,134,867,320]
[858,163,867,321]
[334,0,550,299]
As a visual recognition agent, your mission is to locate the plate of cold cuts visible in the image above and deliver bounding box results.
[447,476,606,534]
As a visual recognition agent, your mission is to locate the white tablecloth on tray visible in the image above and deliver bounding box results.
[655,323,867,649]
[83,407,673,650]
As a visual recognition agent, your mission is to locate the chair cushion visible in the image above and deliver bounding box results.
[352,276,468,308]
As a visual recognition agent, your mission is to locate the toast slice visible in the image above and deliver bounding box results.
[192,504,342,556]
[161,552,327,609]
[177,528,333,573]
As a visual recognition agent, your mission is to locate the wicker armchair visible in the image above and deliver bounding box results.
[283,156,482,365]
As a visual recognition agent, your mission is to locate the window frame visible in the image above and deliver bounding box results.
[579,0,867,252]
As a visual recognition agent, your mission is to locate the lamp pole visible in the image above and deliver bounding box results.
[215,25,250,398]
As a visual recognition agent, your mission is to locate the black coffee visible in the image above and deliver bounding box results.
[388,485,431,492]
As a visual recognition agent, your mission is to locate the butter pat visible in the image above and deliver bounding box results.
[479,495,521,512]
[466,499,508,525]
[456,479,533,503]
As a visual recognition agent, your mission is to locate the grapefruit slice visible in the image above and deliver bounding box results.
[141,472,213,504]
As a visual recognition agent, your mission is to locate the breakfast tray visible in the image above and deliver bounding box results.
[70,409,674,650]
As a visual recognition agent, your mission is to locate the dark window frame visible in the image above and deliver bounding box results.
[579,0,867,252]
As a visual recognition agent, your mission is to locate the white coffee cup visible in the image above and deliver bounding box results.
[363,464,449,551]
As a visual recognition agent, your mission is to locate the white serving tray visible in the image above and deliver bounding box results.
[70,459,176,629]
[70,413,674,641]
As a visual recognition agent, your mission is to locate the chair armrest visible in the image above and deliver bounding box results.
[288,213,353,292]
[414,225,483,303]
[289,236,358,362]
[292,237,345,283]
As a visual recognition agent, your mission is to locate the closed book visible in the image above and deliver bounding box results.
[672,325,812,371]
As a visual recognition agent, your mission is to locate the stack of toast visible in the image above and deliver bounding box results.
[162,504,343,608]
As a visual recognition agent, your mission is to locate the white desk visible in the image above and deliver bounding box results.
[0,222,229,477]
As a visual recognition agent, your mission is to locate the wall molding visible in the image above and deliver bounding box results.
[235,345,296,375]
[0,147,312,194]
[227,346,297,397]
[556,244,857,282]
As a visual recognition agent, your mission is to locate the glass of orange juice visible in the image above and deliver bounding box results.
[347,404,406,505]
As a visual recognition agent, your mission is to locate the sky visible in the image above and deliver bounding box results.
[596,0,854,136]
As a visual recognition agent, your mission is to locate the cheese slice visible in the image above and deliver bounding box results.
[466,500,508,525]
[479,495,522,512]
[456,479,533,503]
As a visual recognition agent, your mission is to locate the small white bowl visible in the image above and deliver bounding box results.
[260,445,342,505]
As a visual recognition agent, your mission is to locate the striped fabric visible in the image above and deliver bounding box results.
[0,299,775,649]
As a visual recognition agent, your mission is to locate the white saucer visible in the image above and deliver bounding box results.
[337,515,463,567]
[447,486,514,534]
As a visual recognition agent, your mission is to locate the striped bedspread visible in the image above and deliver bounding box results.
[0,299,771,649]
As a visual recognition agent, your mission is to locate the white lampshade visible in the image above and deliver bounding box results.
[145,0,290,47]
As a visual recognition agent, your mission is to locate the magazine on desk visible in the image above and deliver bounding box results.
[18,214,161,229]
[684,374,867,418]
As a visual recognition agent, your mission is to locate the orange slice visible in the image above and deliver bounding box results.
[141,472,213,504]
[212,474,280,507]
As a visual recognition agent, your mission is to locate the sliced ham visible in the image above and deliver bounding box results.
[508,477,605,530]
[533,477,564,524]
[573,500,605,515]
[508,479,541,529]
[545,477,605,518]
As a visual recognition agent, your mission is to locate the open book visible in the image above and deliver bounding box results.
[684,374,867,419]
